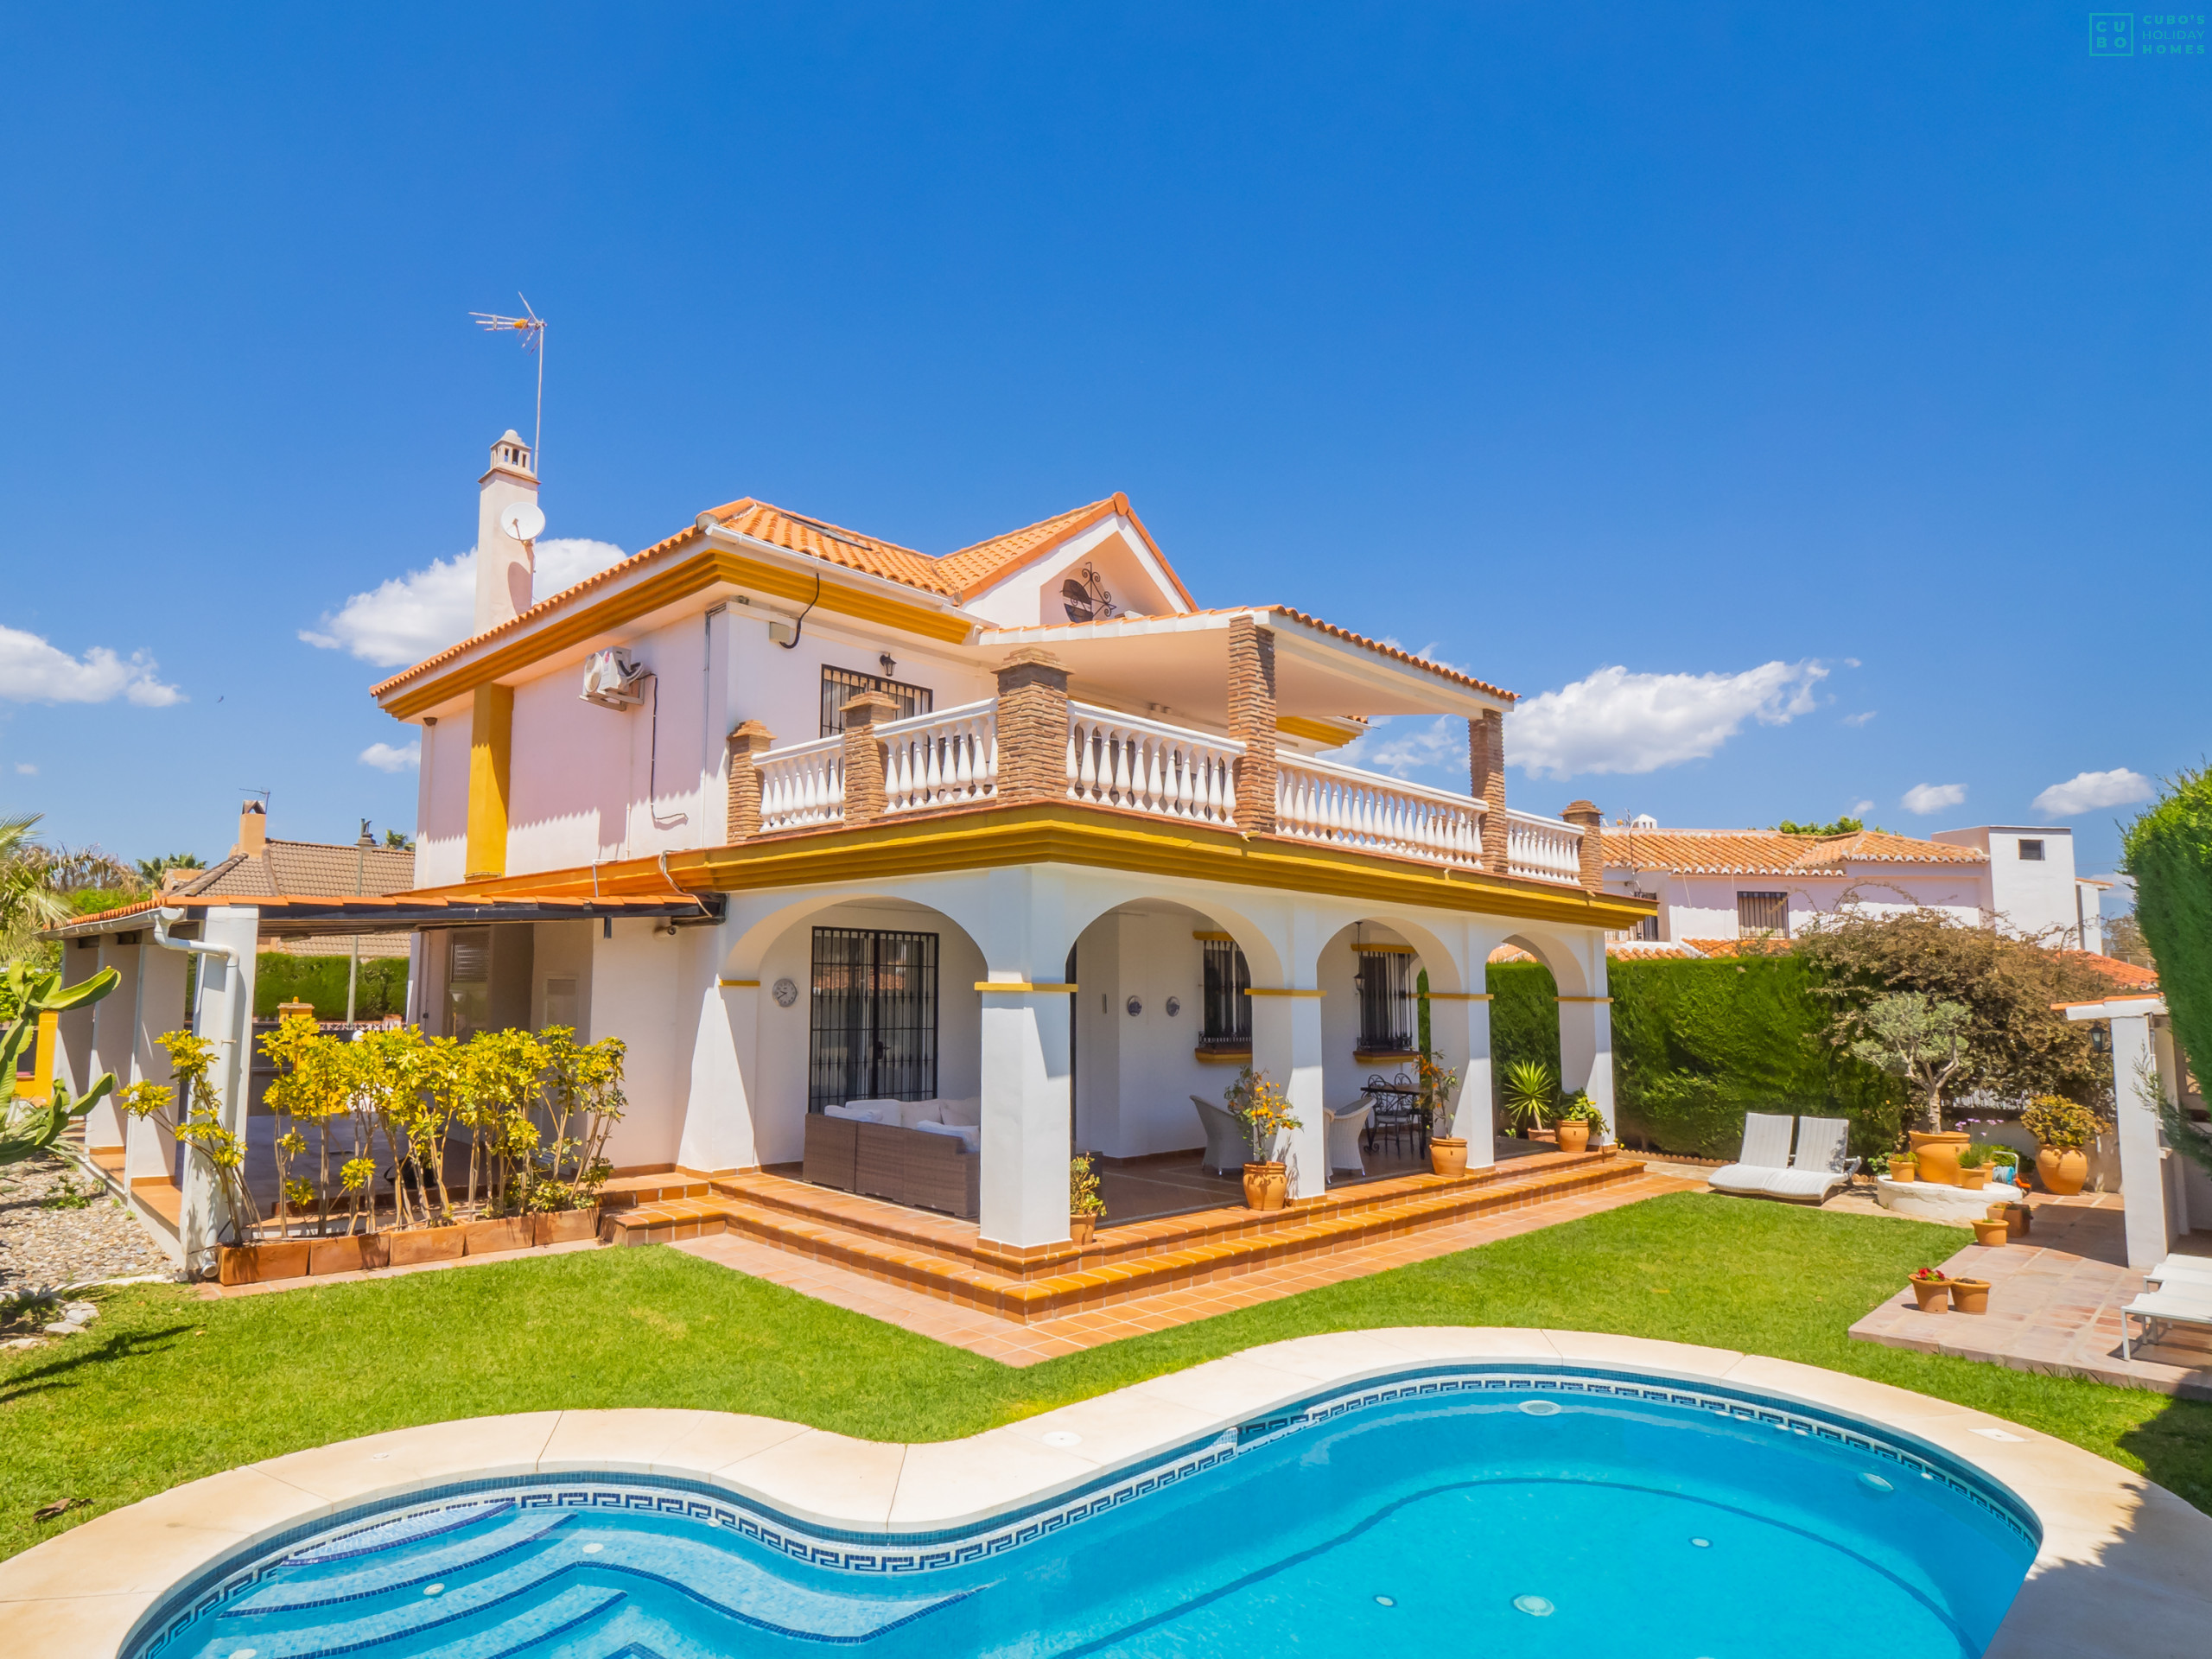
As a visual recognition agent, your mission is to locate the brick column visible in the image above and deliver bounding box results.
[724,720,774,842]
[1228,613,1278,833]
[839,693,899,825]
[1471,709,1507,870]
[1561,799,1604,892]
[994,647,1071,804]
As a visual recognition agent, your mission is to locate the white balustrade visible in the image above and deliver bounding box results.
[1507,809,1584,885]
[756,735,846,832]
[1066,702,1243,825]
[1274,754,1484,866]
[880,699,998,814]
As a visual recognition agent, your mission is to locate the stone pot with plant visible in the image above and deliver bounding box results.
[1908,1267,1951,1313]
[1553,1093,1605,1154]
[1948,1276,1992,1314]
[1224,1067,1300,1212]
[2021,1095,2102,1197]
[1070,1154,1105,1246]
[1501,1060,1558,1144]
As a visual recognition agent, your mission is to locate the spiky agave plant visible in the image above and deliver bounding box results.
[1500,1058,1559,1137]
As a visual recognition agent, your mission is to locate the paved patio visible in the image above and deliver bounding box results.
[1847,1191,2212,1398]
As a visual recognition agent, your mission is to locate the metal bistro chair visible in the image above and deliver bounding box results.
[1361,1072,1425,1160]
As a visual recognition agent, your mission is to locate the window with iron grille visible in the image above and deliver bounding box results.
[1736,891,1789,938]
[2018,839,2044,861]
[1633,914,1661,942]
[808,928,938,1112]
[819,666,932,738]
[1199,938,1251,1051]
[1354,948,1416,1053]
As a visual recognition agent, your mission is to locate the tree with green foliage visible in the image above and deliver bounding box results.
[1776,816,1868,836]
[1847,993,1973,1131]
[0,814,68,961]
[0,963,120,1185]
[2122,766,2211,1126]
[135,852,205,886]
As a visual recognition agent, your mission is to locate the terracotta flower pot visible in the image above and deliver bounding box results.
[217,1240,312,1286]
[386,1224,466,1266]
[2007,1205,2031,1239]
[1971,1218,2009,1247]
[1909,1278,1951,1313]
[1242,1161,1287,1211]
[463,1216,534,1255]
[2035,1147,2088,1197]
[1429,1136,1468,1177]
[1528,1128,1559,1145]
[307,1235,377,1276]
[357,1233,391,1270]
[531,1209,600,1247]
[1908,1131,1971,1186]
[1069,1214,1096,1247]
[1948,1278,1992,1314]
[1887,1157,1918,1184]
[1960,1167,1990,1191]
[1555,1122,1592,1154]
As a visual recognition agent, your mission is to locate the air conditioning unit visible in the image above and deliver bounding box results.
[580,648,649,709]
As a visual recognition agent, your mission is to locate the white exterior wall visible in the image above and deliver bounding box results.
[586,918,696,1172]
[961,517,1183,629]
[1077,909,1223,1160]
[414,704,472,888]
[1610,869,1989,942]
[1930,826,2086,943]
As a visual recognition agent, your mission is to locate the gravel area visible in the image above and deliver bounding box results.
[0,1154,175,1292]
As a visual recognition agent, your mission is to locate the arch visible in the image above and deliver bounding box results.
[720,885,995,980]
[1052,880,1287,988]
[1497,926,1594,998]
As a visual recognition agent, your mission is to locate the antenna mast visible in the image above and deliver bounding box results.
[468,296,547,474]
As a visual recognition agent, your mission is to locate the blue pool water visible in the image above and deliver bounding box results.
[138,1366,2037,1659]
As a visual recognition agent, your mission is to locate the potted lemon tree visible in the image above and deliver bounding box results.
[1070,1155,1105,1246]
[1224,1066,1302,1211]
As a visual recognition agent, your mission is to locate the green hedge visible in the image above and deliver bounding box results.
[1483,957,1902,1160]
[253,954,409,1020]
[2125,766,2210,1109]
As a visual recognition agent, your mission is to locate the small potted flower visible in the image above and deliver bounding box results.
[1224,1067,1302,1211]
[1070,1155,1105,1247]
[1956,1147,1990,1192]
[1886,1151,1918,1185]
[1970,1213,2009,1246]
[1908,1267,1951,1313]
[1553,1093,1605,1154]
[1948,1274,1992,1314]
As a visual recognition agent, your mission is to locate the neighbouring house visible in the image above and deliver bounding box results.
[168,801,417,970]
[43,429,1651,1265]
[1596,821,2107,951]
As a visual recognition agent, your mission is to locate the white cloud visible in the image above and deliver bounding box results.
[1902,782,1967,815]
[1850,798,1875,815]
[1842,710,1877,728]
[14,762,35,775]
[2031,767,2155,818]
[0,625,183,706]
[1505,661,1827,780]
[302,538,628,667]
[359,741,422,773]
[1341,715,1461,780]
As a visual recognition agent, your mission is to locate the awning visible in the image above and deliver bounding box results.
[46,891,723,943]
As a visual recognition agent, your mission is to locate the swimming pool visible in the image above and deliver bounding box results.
[134,1365,2038,1659]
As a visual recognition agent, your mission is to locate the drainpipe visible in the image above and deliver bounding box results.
[150,908,245,1272]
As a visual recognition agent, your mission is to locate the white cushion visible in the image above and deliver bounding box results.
[823,1103,882,1123]
[895,1100,944,1130]
[1738,1112,1795,1170]
[1789,1116,1851,1173]
[1760,1167,1846,1199]
[912,1118,980,1154]
[936,1096,982,1128]
[1707,1163,1778,1195]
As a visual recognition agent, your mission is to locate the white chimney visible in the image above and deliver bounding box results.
[474,429,539,632]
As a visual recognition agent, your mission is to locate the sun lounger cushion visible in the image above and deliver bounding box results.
[1790,1116,1851,1173]
[1739,1113,1796,1169]
[1758,1167,1849,1200]
[2148,1257,2212,1285]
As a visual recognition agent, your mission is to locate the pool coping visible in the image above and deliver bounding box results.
[3,1327,2206,1657]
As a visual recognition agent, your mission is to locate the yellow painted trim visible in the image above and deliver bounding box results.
[1351,942,1415,955]
[1424,992,1493,1001]
[1555,995,1613,1003]
[1276,715,1356,747]
[27,1011,57,1103]
[1192,930,1234,942]
[411,804,1656,931]
[465,683,513,879]
[380,548,972,720]
[1193,1046,1253,1064]
[1245,987,1325,997]
[975,981,1077,993]
[716,978,760,988]
[1353,1048,1423,1063]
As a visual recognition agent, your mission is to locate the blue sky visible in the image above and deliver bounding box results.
[2,5,2204,880]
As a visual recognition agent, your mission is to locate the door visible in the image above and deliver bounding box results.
[808,927,939,1111]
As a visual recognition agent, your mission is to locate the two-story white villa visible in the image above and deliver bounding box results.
[51,433,1649,1269]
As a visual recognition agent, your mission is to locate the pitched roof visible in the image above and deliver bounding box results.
[179,841,416,900]
[1600,827,1986,875]
[2058,950,2159,991]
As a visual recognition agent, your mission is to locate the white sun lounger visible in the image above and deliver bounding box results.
[1708,1113,1859,1204]
[2146,1256,2212,1287]
[2120,1282,2212,1362]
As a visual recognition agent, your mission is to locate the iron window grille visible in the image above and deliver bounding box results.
[820,666,932,738]
[808,927,939,1112]
[1736,891,1789,938]
[2018,839,2044,861]
[1354,948,1416,1053]
[1199,938,1252,1051]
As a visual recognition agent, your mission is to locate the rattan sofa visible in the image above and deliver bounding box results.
[802,1102,981,1220]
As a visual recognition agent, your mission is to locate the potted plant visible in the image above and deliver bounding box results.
[1501,1060,1557,1144]
[1070,1154,1105,1246]
[1908,1267,1951,1313]
[1553,1093,1605,1154]
[1948,1275,1992,1314]
[1418,1052,1466,1175]
[1956,1147,1989,1192]
[1886,1153,1918,1185]
[1847,994,1972,1183]
[2020,1095,2103,1197]
[1970,1215,2008,1246]
[1224,1067,1300,1211]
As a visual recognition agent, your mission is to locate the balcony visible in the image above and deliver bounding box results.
[742,691,1587,887]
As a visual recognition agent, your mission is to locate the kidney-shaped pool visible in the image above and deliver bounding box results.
[133,1365,2037,1659]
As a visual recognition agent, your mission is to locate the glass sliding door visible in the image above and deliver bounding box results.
[808,927,939,1112]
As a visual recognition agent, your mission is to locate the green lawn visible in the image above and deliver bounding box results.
[5,1192,2207,1564]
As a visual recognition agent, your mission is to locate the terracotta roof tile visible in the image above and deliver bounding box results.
[2059,950,2159,990]
[181,841,416,900]
[1600,827,1986,875]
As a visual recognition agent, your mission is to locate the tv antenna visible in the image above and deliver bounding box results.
[469,294,547,475]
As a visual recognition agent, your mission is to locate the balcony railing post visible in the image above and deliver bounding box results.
[1561,799,1604,891]
[839,692,900,825]
[1228,613,1278,833]
[994,647,1070,804]
[724,720,774,842]
[1471,709,1508,870]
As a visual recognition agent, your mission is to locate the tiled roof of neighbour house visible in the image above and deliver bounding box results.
[261,931,415,960]
[2059,951,2159,991]
[1487,941,1705,964]
[1681,938,1796,958]
[177,841,416,900]
[1600,827,1988,875]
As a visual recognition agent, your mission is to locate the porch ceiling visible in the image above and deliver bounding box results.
[44,892,723,943]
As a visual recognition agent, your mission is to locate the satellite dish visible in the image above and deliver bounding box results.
[500,501,546,543]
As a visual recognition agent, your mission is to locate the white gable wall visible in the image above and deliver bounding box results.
[1931,826,2085,942]
[414,705,473,888]
[963,517,1187,629]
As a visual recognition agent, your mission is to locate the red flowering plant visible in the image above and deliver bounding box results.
[1910,1266,1949,1284]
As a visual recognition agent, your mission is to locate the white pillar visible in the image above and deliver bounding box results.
[86,938,140,1157]
[2110,1011,2172,1269]
[1249,989,1327,1198]
[177,907,260,1265]
[126,944,188,1186]
[1557,994,1617,1147]
[1433,992,1496,1168]
[58,939,109,1145]
[682,978,760,1174]
[978,984,1073,1247]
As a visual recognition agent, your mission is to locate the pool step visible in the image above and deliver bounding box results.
[608,1153,1648,1323]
